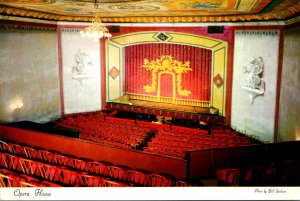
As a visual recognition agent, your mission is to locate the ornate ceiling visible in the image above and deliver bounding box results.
[0,0,299,23]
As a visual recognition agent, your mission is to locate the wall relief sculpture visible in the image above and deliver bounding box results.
[72,48,93,86]
[242,56,265,104]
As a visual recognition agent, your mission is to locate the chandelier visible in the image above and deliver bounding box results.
[80,0,112,40]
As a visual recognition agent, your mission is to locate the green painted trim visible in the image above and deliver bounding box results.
[211,52,215,107]
[119,47,122,98]
[115,41,157,46]
[212,46,226,116]
[222,47,226,116]
[168,32,225,49]
[111,32,155,40]
[252,0,263,12]
[111,32,158,46]
[261,0,284,13]
[234,0,242,9]
[152,33,161,42]
[166,41,215,50]
[168,32,224,45]
[111,31,225,48]
[153,32,174,42]
[107,43,110,101]
[107,43,122,101]
[109,40,123,46]
[214,46,226,53]
[210,42,223,49]
[108,42,121,49]
[109,41,123,97]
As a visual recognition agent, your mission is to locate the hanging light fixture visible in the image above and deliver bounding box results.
[80,0,112,41]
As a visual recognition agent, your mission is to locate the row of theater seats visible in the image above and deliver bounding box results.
[144,127,256,159]
[216,159,300,186]
[0,168,62,187]
[56,112,258,159]
[0,139,192,187]
[56,113,152,149]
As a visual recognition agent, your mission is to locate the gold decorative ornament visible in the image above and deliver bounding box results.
[142,55,192,99]
[1,5,299,22]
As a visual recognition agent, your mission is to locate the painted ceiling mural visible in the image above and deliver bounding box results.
[0,0,299,22]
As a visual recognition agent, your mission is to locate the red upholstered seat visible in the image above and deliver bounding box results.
[0,140,12,153]
[0,153,22,172]
[103,179,131,187]
[37,163,59,183]
[24,146,43,160]
[148,173,173,187]
[126,169,150,186]
[39,150,57,164]
[19,173,40,182]
[9,143,26,157]
[39,180,63,187]
[216,168,240,186]
[20,181,39,187]
[0,173,19,187]
[175,180,193,187]
[58,167,80,186]
[78,174,105,187]
[69,158,87,171]
[54,153,71,167]
[107,165,128,181]
[19,158,40,177]
[0,168,13,176]
[19,174,41,187]
[86,161,110,177]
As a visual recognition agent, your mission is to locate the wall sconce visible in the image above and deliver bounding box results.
[15,103,23,111]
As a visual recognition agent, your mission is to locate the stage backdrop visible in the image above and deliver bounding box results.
[125,43,212,104]
[106,32,227,115]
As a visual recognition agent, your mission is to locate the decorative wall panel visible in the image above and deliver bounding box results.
[278,27,300,142]
[231,29,280,143]
[61,28,101,114]
[107,43,122,101]
[0,25,60,122]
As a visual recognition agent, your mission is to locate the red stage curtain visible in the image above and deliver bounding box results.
[125,43,212,101]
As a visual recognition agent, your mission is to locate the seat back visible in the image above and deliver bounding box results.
[148,173,173,187]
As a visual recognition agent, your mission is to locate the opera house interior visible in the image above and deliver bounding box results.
[0,0,299,192]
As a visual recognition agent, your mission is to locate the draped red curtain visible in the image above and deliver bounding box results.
[125,43,212,101]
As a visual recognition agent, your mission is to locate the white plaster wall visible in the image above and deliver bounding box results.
[231,30,280,143]
[0,28,60,123]
[278,27,300,142]
[61,29,101,114]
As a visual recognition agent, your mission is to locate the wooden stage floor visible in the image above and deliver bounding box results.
[108,95,218,116]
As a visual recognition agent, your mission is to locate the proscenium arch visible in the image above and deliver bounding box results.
[106,31,227,116]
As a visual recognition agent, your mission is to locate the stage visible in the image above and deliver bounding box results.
[106,95,225,124]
